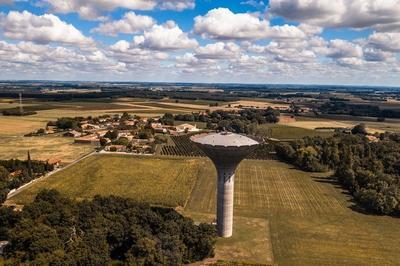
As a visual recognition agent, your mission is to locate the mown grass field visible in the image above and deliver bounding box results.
[186,159,400,265]
[9,155,400,265]
[256,123,334,140]
[9,155,203,208]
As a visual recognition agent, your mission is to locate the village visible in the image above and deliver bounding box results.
[27,112,202,156]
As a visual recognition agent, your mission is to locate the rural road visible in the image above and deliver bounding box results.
[6,151,97,201]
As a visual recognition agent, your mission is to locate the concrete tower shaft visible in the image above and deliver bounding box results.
[191,132,259,237]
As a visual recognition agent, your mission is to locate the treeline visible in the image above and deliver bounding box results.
[162,108,280,134]
[2,109,37,116]
[0,89,239,102]
[0,158,53,203]
[275,132,400,215]
[320,101,400,118]
[0,190,216,265]
[48,115,111,130]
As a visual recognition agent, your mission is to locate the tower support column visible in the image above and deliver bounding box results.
[216,166,236,237]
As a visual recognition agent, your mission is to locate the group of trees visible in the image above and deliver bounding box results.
[0,190,217,265]
[50,115,113,131]
[275,129,400,215]
[0,157,54,204]
[2,109,37,116]
[320,101,400,119]
[162,108,280,134]
[51,117,82,130]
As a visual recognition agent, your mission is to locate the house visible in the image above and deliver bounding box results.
[74,135,100,145]
[47,158,61,167]
[96,130,109,137]
[81,123,100,130]
[63,130,81,138]
[122,120,135,126]
[366,135,379,142]
[175,123,200,133]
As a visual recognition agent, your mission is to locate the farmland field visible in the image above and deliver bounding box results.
[9,155,203,207]
[8,155,400,265]
[256,123,334,140]
[186,159,400,265]
[0,135,93,163]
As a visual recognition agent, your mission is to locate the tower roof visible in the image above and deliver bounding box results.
[191,132,259,147]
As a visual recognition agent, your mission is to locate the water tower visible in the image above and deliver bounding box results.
[191,132,259,237]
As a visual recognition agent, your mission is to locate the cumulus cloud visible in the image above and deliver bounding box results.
[132,21,198,50]
[269,0,400,31]
[363,47,394,62]
[194,8,306,40]
[245,40,317,63]
[109,40,168,64]
[195,42,241,59]
[0,40,125,76]
[44,0,194,20]
[0,11,93,45]
[92,12,155,36]
[158,0,195,11]
[367,32,400,52]
[326,39,363,59]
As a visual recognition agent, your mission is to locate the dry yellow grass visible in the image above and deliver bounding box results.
[0,135,93,163]
[0,116,46,136]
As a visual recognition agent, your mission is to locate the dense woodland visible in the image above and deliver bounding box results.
[0,190,216,265]
[162,108,280,134]
[0,157,53,204]
[275,128,400,216]
[320,101,400,118]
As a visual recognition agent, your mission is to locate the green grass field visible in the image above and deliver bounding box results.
[8,155,400,265]
[10,155,203,207]
[256,124,334,140]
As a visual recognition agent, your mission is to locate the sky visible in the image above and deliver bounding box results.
[0,0,400,86]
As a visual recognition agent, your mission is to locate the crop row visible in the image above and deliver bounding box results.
[160,135,205,157]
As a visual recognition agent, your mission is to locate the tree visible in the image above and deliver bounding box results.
[100,138,108,147]
[121,112,131,121]
[113,137,130,146]
[104,130,119,140]
[0,166,9,182]
[161,113,175,126]
[352,124,367,135]
[56,118,79,130]
[0,182,9,204]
